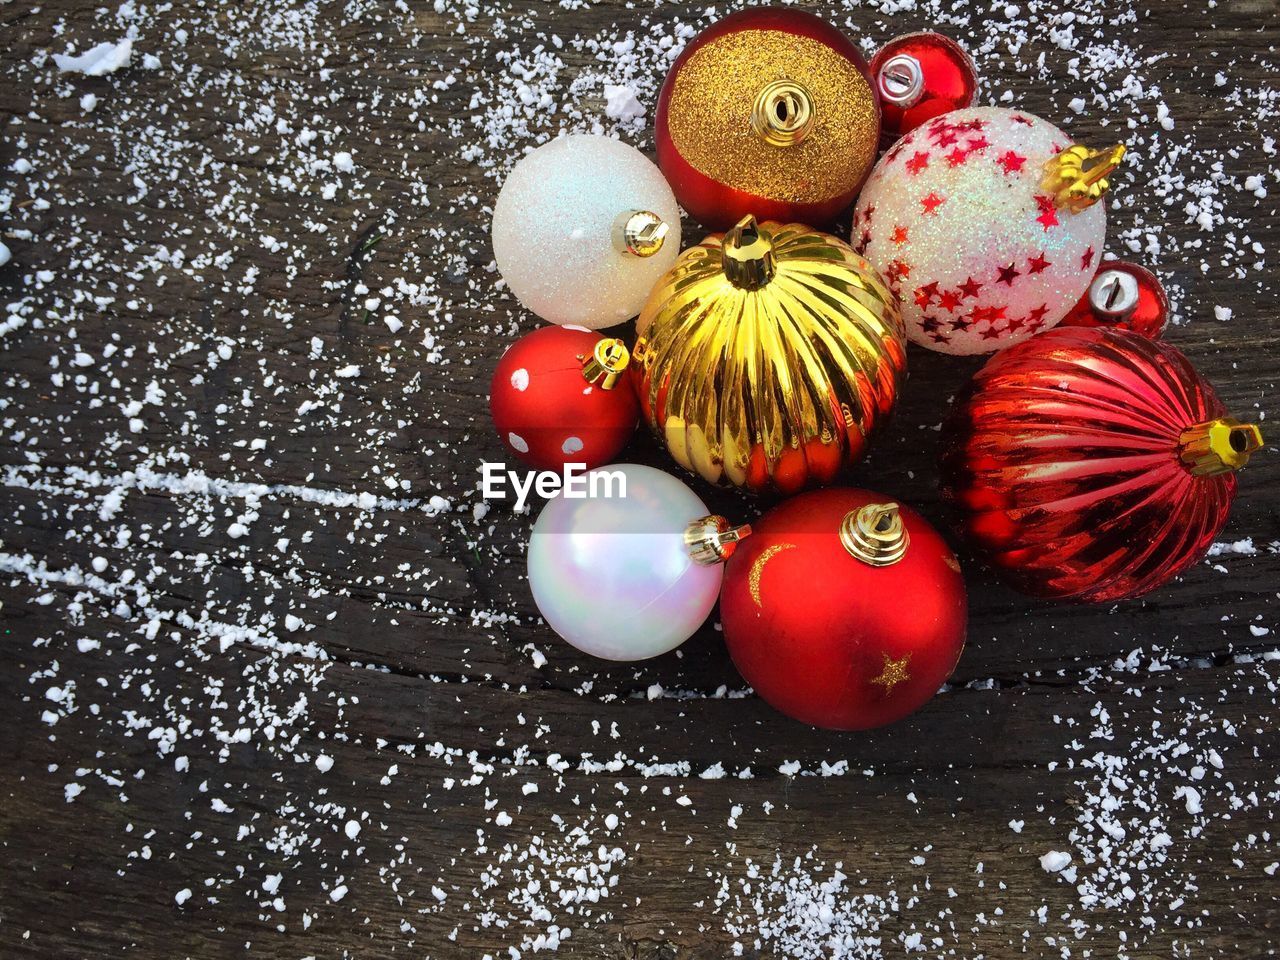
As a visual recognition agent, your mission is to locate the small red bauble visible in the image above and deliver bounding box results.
[871,32,977,143]
[1060,261,1170,338]
[655,8,880,229]
[941,327,1263,602]
[489,327,639,471]
[721,488,967,730]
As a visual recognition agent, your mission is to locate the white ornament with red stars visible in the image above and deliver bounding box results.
[853,106,1125,355]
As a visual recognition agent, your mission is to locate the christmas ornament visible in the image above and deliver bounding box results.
[489,326,639,471]
[941,327,1263,602]
[853,106,1126,355]
[527,463,749,661]
[654,7,880,229]
[1060,260,1169,338]
[634,216,906,495]
[491,134,680,329]
[871,32,977,143]
[720,487,967,730]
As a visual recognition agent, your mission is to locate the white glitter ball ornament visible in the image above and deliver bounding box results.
[853,107,1125,355]
[492,134,681,330]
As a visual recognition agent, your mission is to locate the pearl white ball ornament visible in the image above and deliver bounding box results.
[853,107,1124,355]
[492,134,681,330]
[527,464,745,661]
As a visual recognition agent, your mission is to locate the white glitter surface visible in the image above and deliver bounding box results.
[855,107,1107,355]
[491,133,681,330]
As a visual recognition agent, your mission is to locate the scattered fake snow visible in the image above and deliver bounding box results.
[1,0,1276,956]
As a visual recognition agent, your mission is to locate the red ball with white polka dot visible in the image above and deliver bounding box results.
[871,32,977,144]
[489,326,639,471]
[1060,261,1170,339]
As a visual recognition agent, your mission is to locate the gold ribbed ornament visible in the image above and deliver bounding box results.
[634,217,907,494]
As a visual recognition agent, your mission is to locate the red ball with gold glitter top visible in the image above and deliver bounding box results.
[854,106,1126,355]
[489,326,639,471]
[871,32,978,143]
[941,327,1263,602]
[655,8,880,230]
[1060,260,1169,338]
[720,488,967,730]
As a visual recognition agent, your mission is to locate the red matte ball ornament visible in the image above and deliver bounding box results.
[871,32,977,143]
[489,326,639,471]
[1059,261,1170,339]
[941,327,1264,602]
[655,8,880,229]
[720,488,967,730]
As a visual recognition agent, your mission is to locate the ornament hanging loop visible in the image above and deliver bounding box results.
[877,54,924,107]
[1089,268,1140,321]
[1042,143,1127,213]
[840,502,910,567]
[579,338,630,390]
[1179,417,1263,476]
[615,210,669,258]
[722,216,777,290]
[751,79,816,147]
[684,515,753,566]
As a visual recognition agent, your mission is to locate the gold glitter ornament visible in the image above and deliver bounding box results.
[654,7,880,230]
[634,217,907,495]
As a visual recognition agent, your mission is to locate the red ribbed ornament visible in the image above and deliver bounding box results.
[940,327,1263,602]
[721,488,967,730]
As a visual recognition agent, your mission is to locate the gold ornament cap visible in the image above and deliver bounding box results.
[751,80,816,147]
[1042,143,1127,213]
[1178,417,1263,477]
[579,338,630,390]
[722,216,777,290]
[840,502,909,567]
[614,210,670,258]
[684,515,753,566]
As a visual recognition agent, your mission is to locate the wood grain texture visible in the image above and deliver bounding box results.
[1,0,1277,958]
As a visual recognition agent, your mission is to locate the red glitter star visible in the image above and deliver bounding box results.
[955,119,988,132]
[996,150,1027,175]
[886,259,911,284]
[905,151,930,175]
[1011,114,1035,127]
[967,135,990,152]
[945,147,969,167]
[1026,303,1051,327]
[855,228,872,252]
[1035,195,1060,230]
[958,276,983,299]
[1081,246,1095,269]
[1027,252,1051,274]
[996,262,1021,286]
[938,289,962,312]
[921,192,945,215]
[862,204,876,224]
[932,129,959,148]
[891,225,909,245]
[971,304,1008,326]
[914,281,940,308]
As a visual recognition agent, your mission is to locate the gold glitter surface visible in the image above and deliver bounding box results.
[869,653,911,694]
[667,31,878,204]
[748,543,796,608]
